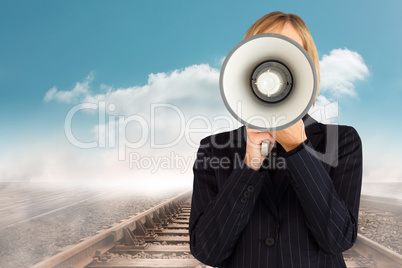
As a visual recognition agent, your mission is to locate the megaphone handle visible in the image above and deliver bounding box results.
[261,140,270,156]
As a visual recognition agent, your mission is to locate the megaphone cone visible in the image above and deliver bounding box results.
[220,33,317,133]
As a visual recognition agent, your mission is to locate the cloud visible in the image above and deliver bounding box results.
[84,64,222,114]
[0,153,44,182]
[219,56,226,65]
[71,64,234,150]
[308,48,369,123]
[362,140,402,183]
[44,51,370,148]
[31,49,371,183]
[44,49,370,126]
[43,72,94,103]
[319,48,369,97]
[35,64,234,183]
[308,95,339,124]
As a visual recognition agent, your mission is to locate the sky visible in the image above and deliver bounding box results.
[0,0,401,187]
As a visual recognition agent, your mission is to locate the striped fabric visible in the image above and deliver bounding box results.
[189,114,363,267]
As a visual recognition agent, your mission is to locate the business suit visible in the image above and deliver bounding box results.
[189,113,363,267]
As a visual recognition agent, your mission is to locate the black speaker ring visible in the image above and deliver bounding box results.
[250,60,293,103]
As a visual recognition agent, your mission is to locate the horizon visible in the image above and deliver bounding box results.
[1,1,401,186]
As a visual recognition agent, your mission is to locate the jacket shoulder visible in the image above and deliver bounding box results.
[323,123,361,141]
[199,126,244,147]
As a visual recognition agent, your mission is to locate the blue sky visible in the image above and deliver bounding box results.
[0,0,401,184]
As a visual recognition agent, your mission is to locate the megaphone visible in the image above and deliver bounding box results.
[219,33,317,155]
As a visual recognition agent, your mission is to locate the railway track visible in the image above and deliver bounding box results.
[32,191,402,268]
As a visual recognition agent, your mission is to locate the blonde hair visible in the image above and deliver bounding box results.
[245,11,320,106]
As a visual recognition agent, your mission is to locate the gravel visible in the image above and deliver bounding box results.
[1,185,400,268]
[0,185,189,268]
[358,207,402,255]
[130,251,194,259]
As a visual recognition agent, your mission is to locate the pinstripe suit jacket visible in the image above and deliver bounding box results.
[189,114,363,267]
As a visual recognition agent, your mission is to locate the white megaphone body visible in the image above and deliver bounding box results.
[219,33,317,155]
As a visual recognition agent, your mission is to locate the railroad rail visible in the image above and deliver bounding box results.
[32,191,402,268]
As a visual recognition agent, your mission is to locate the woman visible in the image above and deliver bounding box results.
[189,11,362,267]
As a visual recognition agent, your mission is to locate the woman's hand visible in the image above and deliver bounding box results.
[244,119,307,171]
[244,127,276,171]
[271,119,307,152]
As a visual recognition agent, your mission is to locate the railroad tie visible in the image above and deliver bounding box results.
[86,196,213,268]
